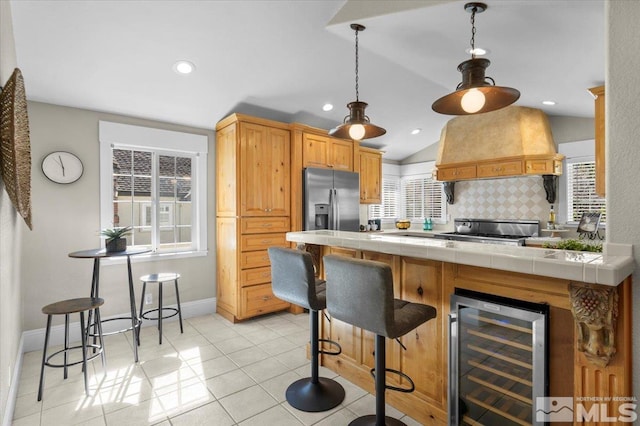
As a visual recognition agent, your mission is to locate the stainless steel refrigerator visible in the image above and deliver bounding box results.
[303,167,360,231]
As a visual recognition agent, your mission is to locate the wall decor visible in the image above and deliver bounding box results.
[0,68,32,229]
[42,151,84,184]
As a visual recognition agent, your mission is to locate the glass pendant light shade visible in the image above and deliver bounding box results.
[432,58,520,115]
[329,24,386,141]
[329,101,386,140]
[432,3,520,116]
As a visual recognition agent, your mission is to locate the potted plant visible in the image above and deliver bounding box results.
[101,226,132,253]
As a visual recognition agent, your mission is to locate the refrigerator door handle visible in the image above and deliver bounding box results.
[333,188,340,229]
[328,189,335,230]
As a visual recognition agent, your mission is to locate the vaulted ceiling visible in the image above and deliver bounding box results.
[10,0,604,161]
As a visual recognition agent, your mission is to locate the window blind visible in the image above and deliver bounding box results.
[368,176,400,219]
[566,161,606,224]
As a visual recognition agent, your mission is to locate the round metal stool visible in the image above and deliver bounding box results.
[139,273,183,344]
[38,297,105,401]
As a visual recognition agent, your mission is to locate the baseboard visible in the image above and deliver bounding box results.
[2,334,24,426]
[22,297,216,353]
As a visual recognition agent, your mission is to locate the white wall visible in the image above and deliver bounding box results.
[20,102,216,331]
[607,0,640,398]
[0,1,24,424]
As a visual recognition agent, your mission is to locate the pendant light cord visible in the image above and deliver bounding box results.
[354,26,359,102]
[470,5,477,58]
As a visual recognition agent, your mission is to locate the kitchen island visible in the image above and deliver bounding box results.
[286,230,633,425]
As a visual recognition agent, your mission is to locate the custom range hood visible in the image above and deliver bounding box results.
[435,106,564,203]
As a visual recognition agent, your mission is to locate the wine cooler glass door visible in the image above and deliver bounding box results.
[450,293,547,426]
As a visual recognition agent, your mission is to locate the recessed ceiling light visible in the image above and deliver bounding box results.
[322,103,333,112]
[542,100,556,106]
[411,128,421,135]
[465,47,489,56]
[173,60,195,75]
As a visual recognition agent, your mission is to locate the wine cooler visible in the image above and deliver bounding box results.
[449,289,549,426]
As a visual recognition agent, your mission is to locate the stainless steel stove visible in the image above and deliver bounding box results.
[433,219,539,246]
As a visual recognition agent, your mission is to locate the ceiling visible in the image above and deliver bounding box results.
[9,0,604,161]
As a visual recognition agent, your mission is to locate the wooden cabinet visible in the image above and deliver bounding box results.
[357,147,382,204]
[302,132,353,170]
[215,114,292,322]
[400,257,445,410]
[477,160,522,178]
[240,122,290,216]
[589,85,605,197]
[525,158,562,175]
[436,164,476,181]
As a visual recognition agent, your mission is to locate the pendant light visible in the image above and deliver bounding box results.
[432,2,520,115]
[329,24,386,141]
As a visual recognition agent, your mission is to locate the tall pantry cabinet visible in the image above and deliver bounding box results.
[216,114,291,322]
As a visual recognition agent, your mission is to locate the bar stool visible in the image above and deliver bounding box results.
[268,247,345,412]
[323,255,437,426]
[38,297,105,401]
[139,273,183,344]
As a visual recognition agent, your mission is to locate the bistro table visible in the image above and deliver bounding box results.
[68,247,151,362]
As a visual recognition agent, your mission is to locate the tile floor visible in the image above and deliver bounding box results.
[12,312,423,425]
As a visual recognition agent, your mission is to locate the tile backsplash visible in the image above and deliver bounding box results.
[449,176,549,223]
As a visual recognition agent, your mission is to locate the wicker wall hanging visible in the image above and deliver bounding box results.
[0,68,32,229]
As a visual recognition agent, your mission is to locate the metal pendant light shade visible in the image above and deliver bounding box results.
[329,24,386,141]
[432,3,520,115]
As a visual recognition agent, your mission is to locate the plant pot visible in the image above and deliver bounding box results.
[106,237,127,253]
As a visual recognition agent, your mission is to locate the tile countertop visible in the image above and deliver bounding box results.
[286,230,635,287]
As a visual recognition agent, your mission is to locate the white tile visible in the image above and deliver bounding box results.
[205,368,257,399]
[239,404,303,426]
[218,385,278,423]
[312,407,359,426]
[155,380,214,418]
[214,336,255,354]
[225,346,270,368]
[346,393,404,419]
[40,399,104,426]
[257,336,298,356]
[188,355,238,379]
[259,370,301,403]
[104,397,168,425]
[242,357,290,383]
[169,401,234,426]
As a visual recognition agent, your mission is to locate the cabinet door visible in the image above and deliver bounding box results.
[477,161,522,178]
[240,123,290,216]
[400,257,445,409]
[302,133,330,168]
[359,149,382,204]
[330,139,354,170]
[436,165,476,181]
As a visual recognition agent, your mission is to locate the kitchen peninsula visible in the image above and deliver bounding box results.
[287,230,633,425]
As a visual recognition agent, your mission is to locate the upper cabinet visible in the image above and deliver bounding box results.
[589,85,605,197]
[302,132,353,170]
[240,122,291,216]
[357,146,382,204]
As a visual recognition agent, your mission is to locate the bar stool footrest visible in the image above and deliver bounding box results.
[141,307,179,321]
[87,316,141,336]
[370,367,416,393]
[318,338,342,356]
[44,344,103,368]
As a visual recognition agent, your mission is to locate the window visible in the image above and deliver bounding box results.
[99,121,208,255]
[566,161,606,224]
[559,140,606,226]
[401,174,445,221]
[368,176,400,220]
[368,162,446,223]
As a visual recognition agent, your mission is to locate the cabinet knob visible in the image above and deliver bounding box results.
[262,223,272,227]
[261,295,272,301]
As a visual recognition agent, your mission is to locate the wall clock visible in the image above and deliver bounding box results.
[41,151,84,184]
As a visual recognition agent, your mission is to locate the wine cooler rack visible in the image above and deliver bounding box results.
[450,289,548,426]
